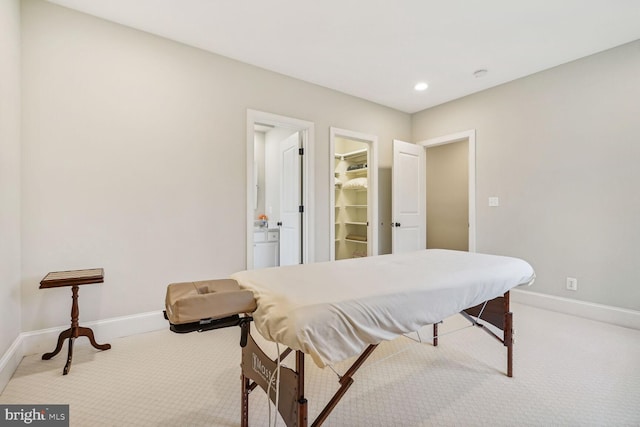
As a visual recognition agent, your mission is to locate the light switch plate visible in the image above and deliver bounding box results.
[488,197,499,207]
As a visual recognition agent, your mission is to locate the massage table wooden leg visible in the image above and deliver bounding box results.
[433,323,438,346]
[297,351,308,427]
[501,292,515,378]
[241,373,250,427]
[458,291,515,377]
[505,312,513,377]
[241,339,377,427]
[311,344,378,427]
[503,291,513,377]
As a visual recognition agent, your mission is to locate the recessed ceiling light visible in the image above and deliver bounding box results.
[414,82,429,91]
[473,69,488,78]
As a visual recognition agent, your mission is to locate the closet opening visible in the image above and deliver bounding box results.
[330,127,378,260]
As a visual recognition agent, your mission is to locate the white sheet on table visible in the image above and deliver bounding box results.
[231,249,535,367]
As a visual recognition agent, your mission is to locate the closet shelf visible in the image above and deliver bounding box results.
[345,221,367,226]
[334,148,367,160]
[345,238,368,244]
[345,204,367,208]
[345,167,368,176]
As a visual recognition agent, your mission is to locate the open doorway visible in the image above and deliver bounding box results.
[246,110,315,269]
[419,130,476,252]
[391,130,476,253]
[330,127,378,260]
[425,140,469,250]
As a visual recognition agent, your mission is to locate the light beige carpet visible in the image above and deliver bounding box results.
[1,303,639,426]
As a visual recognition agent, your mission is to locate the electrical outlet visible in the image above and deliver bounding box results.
[566,277,578,291]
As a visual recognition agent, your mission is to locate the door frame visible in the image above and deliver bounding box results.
[246,109,315,269]
[417,129,476,252]
[329,127,378,260]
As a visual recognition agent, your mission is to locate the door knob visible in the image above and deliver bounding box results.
[277,221,282,227]
[395,222,401,227]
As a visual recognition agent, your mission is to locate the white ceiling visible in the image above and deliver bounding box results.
[47,0,640,113]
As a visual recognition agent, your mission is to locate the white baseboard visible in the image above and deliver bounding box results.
[511,289,640,330]
[0,336,23,394]
[0,310,166,393]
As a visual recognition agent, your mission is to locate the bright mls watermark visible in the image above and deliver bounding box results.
[1,405,68,426]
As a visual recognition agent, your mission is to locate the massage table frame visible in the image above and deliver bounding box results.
[238,291,514,427]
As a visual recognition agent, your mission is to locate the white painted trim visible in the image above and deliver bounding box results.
[329,127,378,260]
[0,310,166,392]
[246,110,315,268]
[512,289,640,330]
[0,335,23,393]
[417,129,476,252]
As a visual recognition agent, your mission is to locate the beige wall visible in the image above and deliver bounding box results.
[20,0,410,332]
[8,0,639,342]
[0,0,22,357]
[413,40,640,310]
[426,141,468,251]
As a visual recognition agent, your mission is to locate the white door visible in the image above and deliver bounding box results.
[392,140,425,253]
[279,133,301,265]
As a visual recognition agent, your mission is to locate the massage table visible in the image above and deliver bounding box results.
[164,249,535,427]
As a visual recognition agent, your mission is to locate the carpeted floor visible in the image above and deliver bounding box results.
[1,303,639,426]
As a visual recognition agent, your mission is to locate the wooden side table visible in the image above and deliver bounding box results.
[40,268,111,375]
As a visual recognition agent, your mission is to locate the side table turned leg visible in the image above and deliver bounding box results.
[63,337,75,375]
[41,328,72,360]
[78,327,111,351]
[42,284,111,375]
